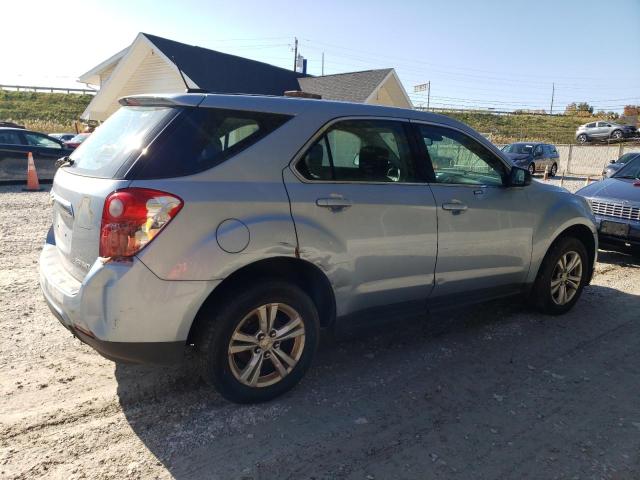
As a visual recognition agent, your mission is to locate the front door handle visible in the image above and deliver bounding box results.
[316,197,353,210]
[442,202,468,213]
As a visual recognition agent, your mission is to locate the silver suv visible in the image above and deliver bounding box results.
[40,94,597,403]
[576,121,637,144]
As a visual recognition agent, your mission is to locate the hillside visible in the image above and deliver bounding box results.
[0,90,92,133]
[439,110,598,145]
[0,90,634,144]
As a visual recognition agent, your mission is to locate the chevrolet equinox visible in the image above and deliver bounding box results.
[40,94,597,403]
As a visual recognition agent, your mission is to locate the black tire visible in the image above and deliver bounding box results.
[611,130,623,140]
[528,163,536,175]
[550,163,558,177]
[577,134,588,144]
[530,236,589,315]
[196,281,320,403]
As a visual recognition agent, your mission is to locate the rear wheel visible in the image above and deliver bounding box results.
[577,134,588,144]
[528,163,536,175]
[530,236,589,315]
[196,281,319,403]
[550,163,558,177]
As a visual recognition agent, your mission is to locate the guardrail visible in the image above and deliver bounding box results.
[0,84,96,95]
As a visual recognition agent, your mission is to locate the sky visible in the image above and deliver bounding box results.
[1,0,639,113]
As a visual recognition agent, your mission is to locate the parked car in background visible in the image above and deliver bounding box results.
[602,152,640,178]
[501,142,559,176]
[576,121,637,144]
[49,133,77,142]
[63,132,90,149]
[0,127,74,181]
[577,155,640,255]
[40,94,597,403]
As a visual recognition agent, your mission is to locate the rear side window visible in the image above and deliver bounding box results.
[297,119,420,183]
[132,108,291,179]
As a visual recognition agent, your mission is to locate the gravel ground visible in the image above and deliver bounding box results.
[1,180,639,480]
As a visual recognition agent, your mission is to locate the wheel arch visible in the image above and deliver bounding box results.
[187,256,336,344]
[533,223,596,288]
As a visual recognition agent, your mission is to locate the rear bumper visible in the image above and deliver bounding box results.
[39,234,218,364]
[42,292,184,363]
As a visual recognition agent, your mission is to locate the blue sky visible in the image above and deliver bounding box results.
[3,0,639,112]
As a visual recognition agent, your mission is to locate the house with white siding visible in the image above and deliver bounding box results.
[78,33,411,122]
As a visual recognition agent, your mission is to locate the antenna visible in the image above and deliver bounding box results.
[171,55,209,94]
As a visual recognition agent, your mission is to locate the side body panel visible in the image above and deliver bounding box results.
[283,168,438,317]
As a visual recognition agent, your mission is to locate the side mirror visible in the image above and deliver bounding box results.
[509,166,531,187]
[610,159,616,164]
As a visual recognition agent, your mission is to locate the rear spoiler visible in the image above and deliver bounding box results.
[119,93,206,108]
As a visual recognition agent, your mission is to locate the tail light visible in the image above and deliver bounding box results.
[100,188,183,258]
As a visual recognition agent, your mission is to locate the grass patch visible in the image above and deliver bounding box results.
[0,90,92,133]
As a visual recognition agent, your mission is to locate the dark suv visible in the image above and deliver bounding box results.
[0,127,73,182]
[501,142,560,176]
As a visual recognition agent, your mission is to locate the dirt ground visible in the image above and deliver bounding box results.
[1,179,639,480]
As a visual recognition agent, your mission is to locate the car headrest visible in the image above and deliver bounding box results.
[359,145,389,181]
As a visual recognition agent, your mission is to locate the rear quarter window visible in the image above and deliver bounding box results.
[130,107,291,179]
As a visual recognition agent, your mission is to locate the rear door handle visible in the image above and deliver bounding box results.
[316,197,353,210]
[442,202,468,213]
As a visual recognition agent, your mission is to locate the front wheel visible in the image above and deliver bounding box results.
[528,163,536,175]
[530,236,589,315]
[577,134,588,144]
[196,281,320,403]
[611,130,623,140]
[550,163,558,177]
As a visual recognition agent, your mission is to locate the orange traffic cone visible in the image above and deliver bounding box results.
[23,152,42,191]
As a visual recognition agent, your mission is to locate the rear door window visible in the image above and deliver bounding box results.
[131,107,291,179]
[0,131,23,145]
[296,119,420,183]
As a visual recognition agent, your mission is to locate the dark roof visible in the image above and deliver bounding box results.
[142,33,307,96]
[298,68,393,103]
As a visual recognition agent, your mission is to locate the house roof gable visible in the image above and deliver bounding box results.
[140,33,307,95]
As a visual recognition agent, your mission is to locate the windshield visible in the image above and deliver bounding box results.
[69,106,176,178]
[502,143,533,155]
[617,152,640,164]
[613,155,640,179]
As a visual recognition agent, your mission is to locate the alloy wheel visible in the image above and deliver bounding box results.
[228,303,306,388]
[550,251,583,305]
[528,163,536,175]
[612,130,623,140]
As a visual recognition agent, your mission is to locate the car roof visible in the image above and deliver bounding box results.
[0,127,51,135]
[118,93,478,134]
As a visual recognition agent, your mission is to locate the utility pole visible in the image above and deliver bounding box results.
[321,52,325,76]
[293,37,298,71]
[550,82,555,115]
[427,81,431,111]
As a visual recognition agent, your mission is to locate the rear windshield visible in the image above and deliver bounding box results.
[128,107,291,179]
[70,106,175,178]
